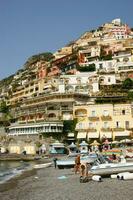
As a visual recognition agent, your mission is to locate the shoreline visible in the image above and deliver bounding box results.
[0,157,53,192]
[0,168,37,193]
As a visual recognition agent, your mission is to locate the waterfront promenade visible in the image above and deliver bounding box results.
[0,164,133,200]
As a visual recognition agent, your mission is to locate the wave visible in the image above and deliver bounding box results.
[0,162,32,184]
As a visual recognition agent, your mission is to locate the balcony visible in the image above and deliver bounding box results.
[88,116,99,121]
[75,114,87,117]
[87,128,97,132]
[18,120,27,124]
[101,115,112,121]
[101,127,112,132]
[113,127,125,131]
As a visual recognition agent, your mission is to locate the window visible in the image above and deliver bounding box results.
[108,78,111,82]
[91,110,96,117]
[79,123,83,129]
[30,89,34,93]
[103,110,109,116]
[99,63,103,69]
[89,123,93,128]
[122,110,125,115]
[125,121,129,129]
[104,122,108,128]
[116,121,120,128]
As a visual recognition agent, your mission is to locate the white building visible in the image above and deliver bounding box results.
[58,73,99,94]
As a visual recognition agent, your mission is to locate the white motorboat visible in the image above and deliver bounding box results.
[56,153,97,169]
[90,155,133,176]
[34,162,52,169]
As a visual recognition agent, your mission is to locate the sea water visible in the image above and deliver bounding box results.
[0,161,32,184]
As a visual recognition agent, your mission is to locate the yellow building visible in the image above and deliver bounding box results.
[74,103,133,141]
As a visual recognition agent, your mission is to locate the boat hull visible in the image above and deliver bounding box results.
[34,162,52,169]
[91,163,133,176]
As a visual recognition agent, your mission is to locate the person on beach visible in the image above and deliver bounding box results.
[74,154,81,174]
[80,162,91,178]
[53,157,58,168]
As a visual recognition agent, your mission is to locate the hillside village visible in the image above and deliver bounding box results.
[1,18,133,153]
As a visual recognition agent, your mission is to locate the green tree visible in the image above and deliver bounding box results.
[63,119,77,133]
[76,63,96,72]
[128,91,133,100]
[24,52,55,68]
[122,78,133,89]
[0,101,12,126]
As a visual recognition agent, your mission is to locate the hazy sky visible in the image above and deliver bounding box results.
[0,0,133,80]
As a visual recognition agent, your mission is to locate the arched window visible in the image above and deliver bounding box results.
[48,113,56,118]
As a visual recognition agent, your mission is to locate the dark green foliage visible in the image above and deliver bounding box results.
[128,91,133,99]
[122,78,133,89]
[63,119,77,133]
[0,101,13,127]
[95,97,128,104]
[0,74,14,87]
[0,101,9,113]
[24,52,55,68]
[90,29,95,33]
[76,64,96,72]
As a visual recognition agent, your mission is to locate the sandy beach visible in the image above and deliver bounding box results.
[0,163,133,200]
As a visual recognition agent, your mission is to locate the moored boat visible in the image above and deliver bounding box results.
[34,162,52,169]
[56,153,97,169]
[91,155,133,176]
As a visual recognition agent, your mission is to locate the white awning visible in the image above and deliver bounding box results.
[88,132,99,139]
[100,132,112,138]
[77,132,87,139]
[68,133,74,137]
[114,130,130,137]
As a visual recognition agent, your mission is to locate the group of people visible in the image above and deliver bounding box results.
[74,155,92,178]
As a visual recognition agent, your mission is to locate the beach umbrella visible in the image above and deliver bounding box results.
[79,140,88,146]
[90,140,100,146]
[68,142,76,148]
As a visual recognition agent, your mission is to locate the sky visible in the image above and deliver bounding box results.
[0,0,133,80]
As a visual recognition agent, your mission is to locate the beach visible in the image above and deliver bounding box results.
[0,164,133,200]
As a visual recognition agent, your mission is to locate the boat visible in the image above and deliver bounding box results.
[56,153,97,169]
[90,155,133,176]
[34,162,52,169]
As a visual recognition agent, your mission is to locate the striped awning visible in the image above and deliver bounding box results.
[77,132,87,139]
[88,132,99,139]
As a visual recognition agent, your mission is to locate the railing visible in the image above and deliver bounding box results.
[75,114,87,117]
[88,116,99,121]
[87,128,97,132]
[113,127,125,131]
[101,115,112,121]
[101,128,112,132]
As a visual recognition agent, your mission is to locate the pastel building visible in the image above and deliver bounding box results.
[58,73,99,94]
[74,103,133,141]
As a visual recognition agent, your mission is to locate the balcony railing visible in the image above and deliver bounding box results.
[75,114,87,117]
[88,116,99,121]
[87,128,97,132]
[113,127,125,131]
[101,128,112,132]
[101,115,112,121]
